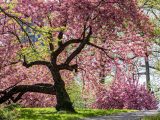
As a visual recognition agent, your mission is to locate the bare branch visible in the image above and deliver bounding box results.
[141,65,160,71]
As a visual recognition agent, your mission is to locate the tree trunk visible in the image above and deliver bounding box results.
[51,69,75,112]
[145,55,151,91]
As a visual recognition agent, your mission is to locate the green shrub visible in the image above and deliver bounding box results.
[0,104,20,120]
[5,103,22,110]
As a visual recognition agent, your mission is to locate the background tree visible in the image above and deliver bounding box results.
[135,0,160,92]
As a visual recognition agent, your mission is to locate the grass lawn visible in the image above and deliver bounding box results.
[142,114,160,120]
[16,108,135,120]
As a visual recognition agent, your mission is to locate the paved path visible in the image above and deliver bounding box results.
[83,110,160,120]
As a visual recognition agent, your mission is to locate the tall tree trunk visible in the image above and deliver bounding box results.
[145,54,151,91]
[51,68,75,112]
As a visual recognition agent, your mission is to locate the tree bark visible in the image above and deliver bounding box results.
[22,57,76,112]
[145,55,151,91]
[51,68,75,112]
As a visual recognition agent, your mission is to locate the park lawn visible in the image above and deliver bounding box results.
[142,113,160,120]
[16,108,135,120]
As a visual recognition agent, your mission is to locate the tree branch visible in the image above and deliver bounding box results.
[65,26,92,64]
[22,56,50,68]
[0,83,55,104]
[51,39,81,63]
[88,42,136,60]
[58,64,78,72]
[0,7,34,46]
[141,65,160,71]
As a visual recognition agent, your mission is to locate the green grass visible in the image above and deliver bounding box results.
[16,108,135,120]
[142,114,160,120]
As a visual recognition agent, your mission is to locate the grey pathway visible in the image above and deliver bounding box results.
[83,110,160,120]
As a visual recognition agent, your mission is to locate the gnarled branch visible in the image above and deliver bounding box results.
[0,83,55,104]
[65,26,92,64]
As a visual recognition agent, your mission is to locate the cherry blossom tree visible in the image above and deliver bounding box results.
[0,0,154,112]
[93,66,158,110]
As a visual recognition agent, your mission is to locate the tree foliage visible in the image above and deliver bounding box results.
[0,0,155,111]
[93,73,158,110]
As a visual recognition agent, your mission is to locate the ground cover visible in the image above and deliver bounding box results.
[16,108,134,120]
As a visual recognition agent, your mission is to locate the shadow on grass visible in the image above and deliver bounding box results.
[17,108,133,120]
[18,109,81,120]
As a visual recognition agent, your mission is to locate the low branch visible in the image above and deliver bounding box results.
[0,83,55,104]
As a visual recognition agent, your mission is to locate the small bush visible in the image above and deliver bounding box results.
[0,104,20,120]
[5,103,21,110]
